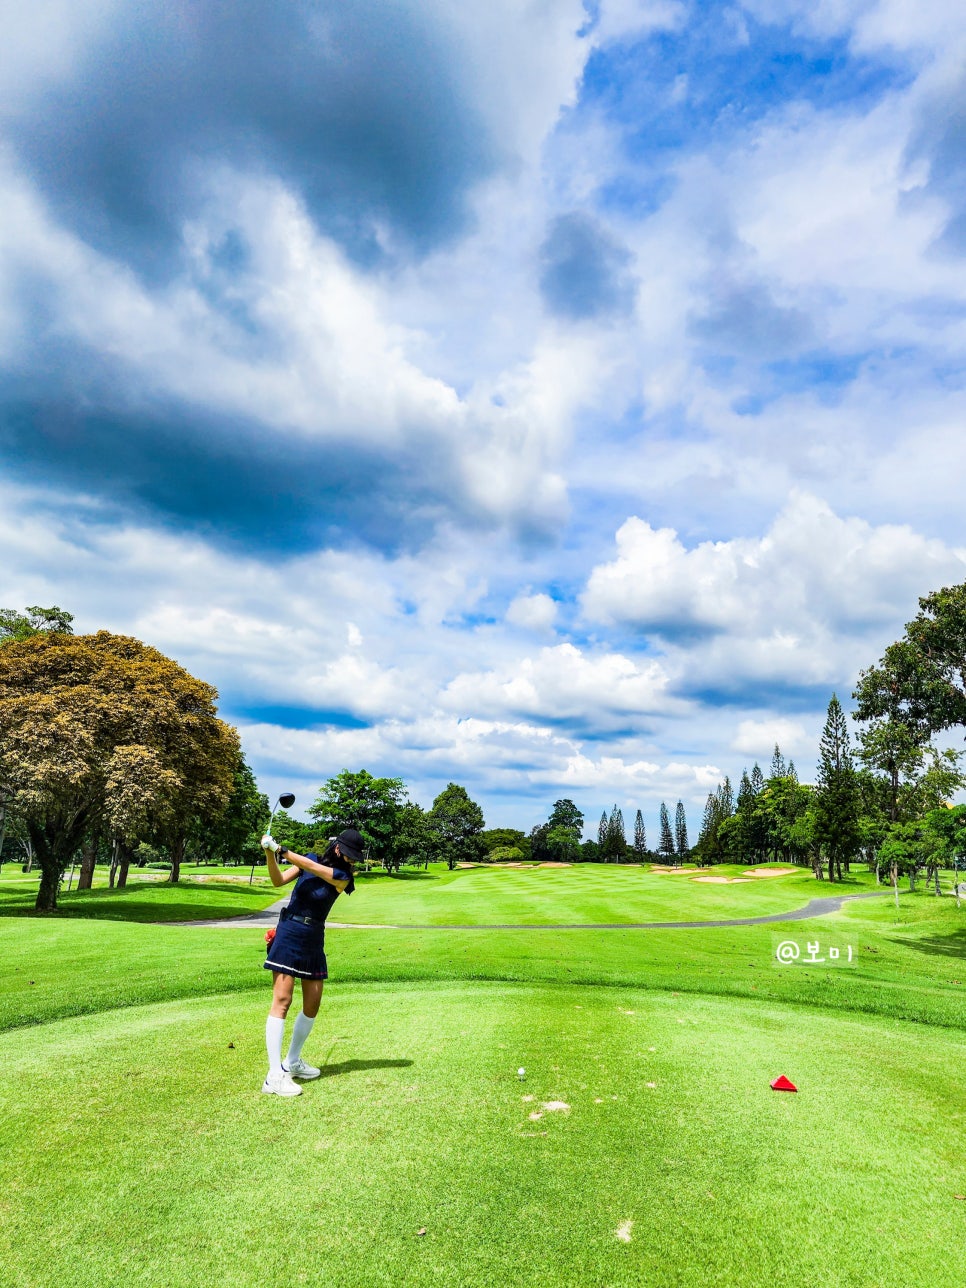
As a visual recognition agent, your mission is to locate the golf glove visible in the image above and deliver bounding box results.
[261,834,281,853]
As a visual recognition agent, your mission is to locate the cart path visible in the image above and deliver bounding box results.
[178,889,889,930]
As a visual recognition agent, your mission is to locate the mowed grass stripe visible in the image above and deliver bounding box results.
[4,889,966,1035]
[327,862,837,926]
[1,983,963,1288]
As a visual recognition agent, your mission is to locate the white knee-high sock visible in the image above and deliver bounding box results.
[266,1015,285,1076]
[287,1012,315,1064]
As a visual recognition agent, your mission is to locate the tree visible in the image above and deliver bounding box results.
[488,845,525,863]
[0,631,238,910]
[600,804,627,862]
[529,823,551,862]
[195,752,268,867]
[813,694,861,882]
[482,828,527,854]
[597,810,608,849]
[309,769,407,863]
[545,826,581,862]
[633,809,647,861]
[541,798,583,861]
[770,745,786,779]
[548,799,584,835]
[696,792,720,864]
[924,805,966,896]
[756,776,813,866]
[0,605,74,645]
[388,801,433,872]
[104,744,182,887]
[658,802,675,861]
[674,801,689,858]
[427,783,485,869]
[903,582,966,734]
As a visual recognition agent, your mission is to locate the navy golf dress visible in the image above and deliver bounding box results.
[263,849,353,980]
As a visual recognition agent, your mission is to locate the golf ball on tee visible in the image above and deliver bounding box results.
[518,1067,525,1079]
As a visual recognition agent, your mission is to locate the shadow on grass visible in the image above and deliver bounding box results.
[0,882,279,923]
[888,929,966,959]
[358,870,437,882]
[316,1058,413,1079]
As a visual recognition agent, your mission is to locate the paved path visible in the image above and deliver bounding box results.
[180,889,888,930]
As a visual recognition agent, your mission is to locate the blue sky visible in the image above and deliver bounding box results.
[2,0,965,838]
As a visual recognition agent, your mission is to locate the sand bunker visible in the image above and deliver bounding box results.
[538,862,572,868]
[691,875,752,883]
[747,866,796,877]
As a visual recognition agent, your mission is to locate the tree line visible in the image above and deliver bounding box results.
[695,582,966,888]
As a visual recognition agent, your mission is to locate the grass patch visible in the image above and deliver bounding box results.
[4,866,966,1286]
[2,982,965,1287]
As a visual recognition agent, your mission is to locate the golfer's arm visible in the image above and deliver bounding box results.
[263,847,300,887]
[281,850,349,892]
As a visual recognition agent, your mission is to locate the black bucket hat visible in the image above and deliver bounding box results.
[335,828,366,863]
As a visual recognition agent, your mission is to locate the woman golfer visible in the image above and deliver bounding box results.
[259,827,365,1097]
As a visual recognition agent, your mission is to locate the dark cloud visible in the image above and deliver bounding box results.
[538,212,636,320]
[7,0,495,274]
[689,279,812,356]
[0,365,480,555]
[908,77,966,255]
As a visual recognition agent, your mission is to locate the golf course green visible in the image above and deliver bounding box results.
[2,862,965,1287]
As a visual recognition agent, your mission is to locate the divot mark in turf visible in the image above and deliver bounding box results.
[542,1101,570,1113]
[615,1220,634,1243]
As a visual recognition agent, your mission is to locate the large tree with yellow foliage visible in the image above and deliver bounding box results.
[0,631,238,910]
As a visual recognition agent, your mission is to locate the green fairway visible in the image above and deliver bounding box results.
[322,861,870,926]
[3,868,966,1286]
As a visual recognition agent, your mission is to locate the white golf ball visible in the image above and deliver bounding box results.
[517,1067,526,1079]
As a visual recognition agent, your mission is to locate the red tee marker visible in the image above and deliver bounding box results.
[770,1075,797,1092]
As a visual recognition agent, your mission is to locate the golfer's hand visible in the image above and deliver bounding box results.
[261,834,280,853]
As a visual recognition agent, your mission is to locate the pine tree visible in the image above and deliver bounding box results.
[606,804,627,861]
[787,759,798,783]
[674,801,688,857]
[771,744,787,779]
[737,770,753,812]
[813,694,861,882]
[658,802,675,860]
[697,792,721,864]
[716,776,735,817]
[633,809,647,861]
[598,810,607,849]
[750,763,764,795]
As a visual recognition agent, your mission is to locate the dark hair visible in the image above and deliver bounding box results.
[325,840,356,894]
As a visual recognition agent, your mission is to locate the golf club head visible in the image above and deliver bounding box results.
[266,791,296,830]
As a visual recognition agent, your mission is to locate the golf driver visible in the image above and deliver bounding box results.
[250,792,295,885]
[266,791,296,831]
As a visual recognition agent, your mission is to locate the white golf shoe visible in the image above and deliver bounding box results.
[284,1057,321,1081]
[262,1070,302,1097]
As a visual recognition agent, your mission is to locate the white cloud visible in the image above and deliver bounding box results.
[441,643,677,723]
[594,0,686,44]
[732,718,811,759]
[506,592,558,631]
[582,493,966,690]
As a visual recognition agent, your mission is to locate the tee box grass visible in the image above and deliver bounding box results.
[1,862,965,1287]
